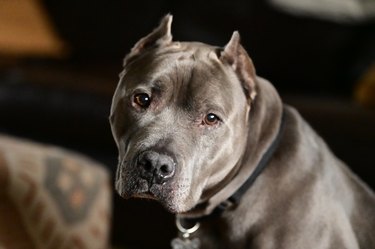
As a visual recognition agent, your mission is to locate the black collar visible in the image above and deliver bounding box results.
[180,108,286,224]
[213,108,286,216]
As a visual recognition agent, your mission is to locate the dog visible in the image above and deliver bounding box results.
[109,15,375,249]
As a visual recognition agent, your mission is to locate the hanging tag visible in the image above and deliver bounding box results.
[171,237,200,249]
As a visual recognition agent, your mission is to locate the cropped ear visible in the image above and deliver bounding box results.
[123,14,173,66]
[220,31,257,102]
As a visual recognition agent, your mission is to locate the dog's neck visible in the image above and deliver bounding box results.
[178,77,284,220]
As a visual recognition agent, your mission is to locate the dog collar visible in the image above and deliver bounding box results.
[174,108,286,238]
[214,108,286,215]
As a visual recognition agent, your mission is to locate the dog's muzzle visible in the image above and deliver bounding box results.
[137,150,176,185]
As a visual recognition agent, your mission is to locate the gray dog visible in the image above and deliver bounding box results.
[110,15,375,249]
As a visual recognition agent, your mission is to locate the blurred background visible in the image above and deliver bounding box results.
[0,0,374,248]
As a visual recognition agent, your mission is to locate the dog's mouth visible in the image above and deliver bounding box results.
[133,178,165,199]
[133,191,158,200]
[117,176,170,200]
[116,173,190,213]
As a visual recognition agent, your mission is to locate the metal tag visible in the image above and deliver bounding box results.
[171,237,200,249]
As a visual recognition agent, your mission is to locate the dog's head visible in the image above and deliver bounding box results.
[110,15,257,213]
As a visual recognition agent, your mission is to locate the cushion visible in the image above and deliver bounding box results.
[0,134,111,249]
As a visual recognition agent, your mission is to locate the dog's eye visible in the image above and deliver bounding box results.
[134,93,151,108]
[204,113,220,126]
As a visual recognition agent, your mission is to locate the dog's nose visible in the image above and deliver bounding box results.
[138,151,175,184]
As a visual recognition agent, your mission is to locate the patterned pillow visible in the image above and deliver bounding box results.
[0,134,111,249]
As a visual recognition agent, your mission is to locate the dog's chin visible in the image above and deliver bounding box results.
[116,178,195,213]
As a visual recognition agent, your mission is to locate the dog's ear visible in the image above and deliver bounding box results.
[123,14,173,66]
[220,31,256,102]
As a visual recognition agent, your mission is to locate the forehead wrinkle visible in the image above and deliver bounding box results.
[172,59,196,109]
[189,60,235,114]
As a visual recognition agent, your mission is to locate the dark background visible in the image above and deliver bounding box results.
[0,1,374,248]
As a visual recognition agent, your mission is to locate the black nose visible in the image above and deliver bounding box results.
[138,151,175,184]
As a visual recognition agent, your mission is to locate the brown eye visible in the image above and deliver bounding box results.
[204,113,220,126]
[134,93,151,108]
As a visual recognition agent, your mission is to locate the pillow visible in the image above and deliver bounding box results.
[0,134,111,249]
